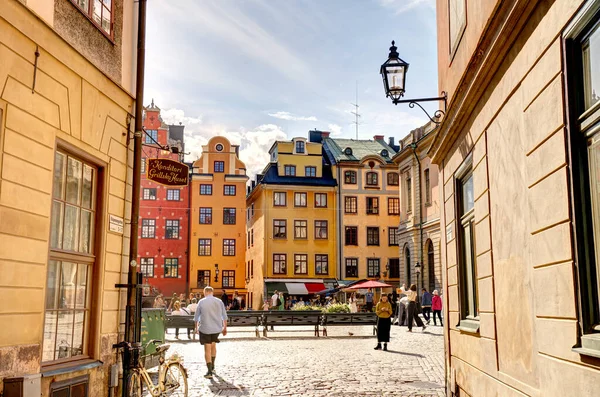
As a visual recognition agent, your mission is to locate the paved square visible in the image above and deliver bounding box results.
[162,323,445,397]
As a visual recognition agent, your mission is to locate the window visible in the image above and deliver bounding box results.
[45,151,96,362]
[141,157,146,173]
[406,175,412,212]
[223,208,236,224]
[345,196,357,214]
[165,220,179,239]
[315,193,327,208]
[69,0,113,36]
[427,240,436,291]
[315,220,328,239]
[294,254,308,274]
[222,271,235,288]
[251,203,255,217]
[216,143,224,152]
[143,188,157,200]
[296,140,305,153]
[165,258,178,278]
[389,258,400,278]
[566,11,600,340]
[140,258,154,277]
[50,375,89,397]
[274,192,287,206]
[198,239,212,256]
[251,229,254,246]
[273,219,287,238]
[388,227,399,246]
[388,197,400,215]
[345,226,358,246]
[367,197,379,215]
[197,270,210,288]
[315,255,329,275]
[145,129,158,144]
[273,254,287,274]
[284,165,296,176]
[424,169,431,204]
[367,258,380,278]
[294,192,307,207]
[224,185,236,196]
[247,231,250,249]
[344,171,357,184]
[449,0,467,56]
[166,189,180,201]
[305,166,316,177]
[405,246,412,284]
[251,259,254,277]
[214,161,225,173]
[457,167,477,321]
[141,219,155,238]
[367,227,380,246]
[345,258,358,278]
[199,207,212,224]
[200,184,212,195]
[388,172,399,186]
[223,239,236,256]
[366,172,378,186]
[294,220,308,239]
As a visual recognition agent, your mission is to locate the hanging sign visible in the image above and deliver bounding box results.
[147,159,189,186]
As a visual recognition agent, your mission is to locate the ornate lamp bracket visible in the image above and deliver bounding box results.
[393,91,447,125]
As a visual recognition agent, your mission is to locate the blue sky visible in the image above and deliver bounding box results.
[144,0,438,176]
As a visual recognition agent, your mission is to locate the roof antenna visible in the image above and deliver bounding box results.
[351,81,361,140]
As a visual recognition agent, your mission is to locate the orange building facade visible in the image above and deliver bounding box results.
[189,137,248,300]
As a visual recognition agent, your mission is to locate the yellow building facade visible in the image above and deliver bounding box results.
[246,137,337,309]
[0,0,137,395]
[189,137,248,300]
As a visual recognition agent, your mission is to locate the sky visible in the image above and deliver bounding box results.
[144,0,439,177]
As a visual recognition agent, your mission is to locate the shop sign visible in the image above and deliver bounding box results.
[147,159,189,186]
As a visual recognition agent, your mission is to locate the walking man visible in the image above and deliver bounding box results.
[421,288,432,325]
[194,286,228,379]
[365,288,374,312]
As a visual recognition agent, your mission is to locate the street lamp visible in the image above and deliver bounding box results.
[214,264,219,283]
[380,40,447,124]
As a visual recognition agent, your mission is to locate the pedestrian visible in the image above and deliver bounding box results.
[349,293,358,313]
[194,286,228,379]
[278,292,285,311]
[421,288,432,325]
[291,295,298,307]
[262,300,270,311]
[153,294,166,309]
[271,290,279,309]
[432,290,443,326]
[230,292,240,311]
[186,298,198,314]
[179,293,187,306]
[403,284,426,332]
[220,289,229,309]
[365,288,374,312]
[171,301,185,339]
[374,294,392,351]
[298,297,305,307]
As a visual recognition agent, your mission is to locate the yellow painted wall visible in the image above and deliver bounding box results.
[246,187,266,309]
[190,137,248,294]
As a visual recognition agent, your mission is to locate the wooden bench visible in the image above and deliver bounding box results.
[227,311,264,337]
[320,312,378,336]
[164,315,195,339]
[262,311,322,337]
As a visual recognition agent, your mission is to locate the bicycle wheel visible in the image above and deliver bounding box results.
[127,370,143,397]
[164,362,188,396]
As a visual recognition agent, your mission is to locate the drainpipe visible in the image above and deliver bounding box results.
[336,166,343,283]
[409,143,423,290]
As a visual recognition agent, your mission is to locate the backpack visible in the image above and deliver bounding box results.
[276,297,282,306]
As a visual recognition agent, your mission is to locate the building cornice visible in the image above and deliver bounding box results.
[429,0,541,164]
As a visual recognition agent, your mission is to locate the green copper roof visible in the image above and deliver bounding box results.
[322,138,397,164]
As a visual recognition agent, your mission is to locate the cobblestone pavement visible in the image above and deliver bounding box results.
[160,323,445,397]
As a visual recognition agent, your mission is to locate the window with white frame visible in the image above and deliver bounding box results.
[164,258,178,278]
[294,254,308,274]
[166,189,180,201]
[143,188,156,200]
[294,192,307,207]
[141,219,155,238]
[140,258,154,277]
[165,220,179,239]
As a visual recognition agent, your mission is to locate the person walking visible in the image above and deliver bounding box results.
[349,292,358,313]
[220,290,229,309]
[403,284,426,332]
[194,286,228,379]
[278,292,285,311]
[421,288,432,325]
[432,290,443,326]
[365,289,374,312]
[262,300,270,311]
[374,294,392,351]
[271,290,279,309]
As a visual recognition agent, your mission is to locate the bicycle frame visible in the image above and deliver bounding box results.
[137,355,186,396]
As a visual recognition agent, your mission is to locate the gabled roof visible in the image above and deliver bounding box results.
[322,138,397,164]
[259,163,337,187]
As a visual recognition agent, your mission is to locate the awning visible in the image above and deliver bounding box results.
[305,283,326,294]
[285,283,308,295]
[265,282,288,295]
[265,280,327,295]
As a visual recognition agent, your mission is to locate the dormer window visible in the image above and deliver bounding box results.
[381,149,389,157]
[344,147,353,156]
[366,172,378,186]
[296,140,305,154]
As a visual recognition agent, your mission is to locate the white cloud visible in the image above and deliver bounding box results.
[162,108,286,179]
[268,111,318,122]
[379,0,435,14]
[328,124,342,136]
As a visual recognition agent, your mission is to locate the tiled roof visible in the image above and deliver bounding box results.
[322,138,397,164]
[256,163,337,188]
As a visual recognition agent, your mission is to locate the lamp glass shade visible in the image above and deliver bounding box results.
[381,57,408,101]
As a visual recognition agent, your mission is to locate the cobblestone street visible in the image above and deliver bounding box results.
[162,323,445,397]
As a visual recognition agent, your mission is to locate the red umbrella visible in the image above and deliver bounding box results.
[346,280,392,289]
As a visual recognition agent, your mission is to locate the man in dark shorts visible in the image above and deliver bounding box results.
[194,286,228,379]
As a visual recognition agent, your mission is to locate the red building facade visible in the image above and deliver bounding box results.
[137,101,189,298]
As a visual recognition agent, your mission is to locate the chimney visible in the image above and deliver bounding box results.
[247,186,251,194]
[321,131,330,139]
[309,129,323,143]
[251,180,256,189]
[388,137,395,147]
[373,135,384,142]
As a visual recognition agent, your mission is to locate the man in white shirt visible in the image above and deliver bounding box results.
[186,298,198,314]
[271,290,279,309]
[194,287,228,379]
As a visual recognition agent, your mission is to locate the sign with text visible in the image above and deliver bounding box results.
[147,159,189,186]
[109,214,124,234]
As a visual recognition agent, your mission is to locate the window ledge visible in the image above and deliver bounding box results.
[573,334,600,359]
[42,359,102,377]
[457,319,480,334]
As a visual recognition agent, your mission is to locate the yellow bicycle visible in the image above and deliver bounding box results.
[114,340,188,397]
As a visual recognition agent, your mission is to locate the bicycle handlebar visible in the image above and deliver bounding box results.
[112,339,163,350]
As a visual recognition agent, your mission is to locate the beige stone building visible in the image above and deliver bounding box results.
[392,123,441,292]
[0,0,137,395]
[433,0,600,395]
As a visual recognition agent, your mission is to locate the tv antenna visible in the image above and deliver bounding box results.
[350,81,361,140]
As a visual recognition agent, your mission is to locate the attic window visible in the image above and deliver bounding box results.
[216,144,224,152]
[344,147,353,155]
[381,149,389,157]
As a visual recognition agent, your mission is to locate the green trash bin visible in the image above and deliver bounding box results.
[141,308,165,368]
